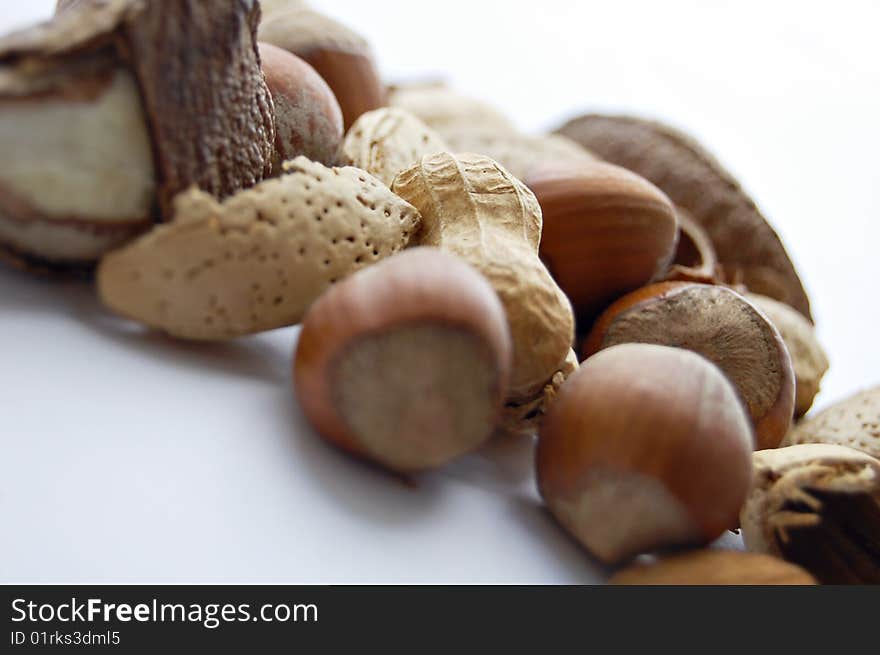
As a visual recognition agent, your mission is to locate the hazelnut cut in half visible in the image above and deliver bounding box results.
[294,247,513,473]
[536,343,754,566]
[583,282,796,449]
[527,161,679,323]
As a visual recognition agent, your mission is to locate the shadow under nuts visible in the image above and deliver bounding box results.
[583,282,796,450]
[536,343,754,566]
[526,160,679,323]
[294,247,512,473]
[98,157,420,340]
[392,152,576,436]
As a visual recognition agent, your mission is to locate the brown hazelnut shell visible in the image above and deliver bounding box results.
[526,161,678,323]
[583,282,796,449]
[556,114,812,321]
[536,343,754,565]
[294,247,512,473]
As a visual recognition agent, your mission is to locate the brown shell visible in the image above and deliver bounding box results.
[98,157,420,340]
[583,282,795,450]
[537,344,754,564]
[556,114,812,321]
[1,0,275,217]
[294,247,513,472]
[258,8,385,129]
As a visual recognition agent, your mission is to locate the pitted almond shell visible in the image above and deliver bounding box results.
[784,386,880,459]
[98,157,420,340]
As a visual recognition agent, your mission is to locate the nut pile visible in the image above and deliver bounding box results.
[2,0,876,584]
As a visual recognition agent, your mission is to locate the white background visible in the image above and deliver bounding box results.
[1,0,878,582]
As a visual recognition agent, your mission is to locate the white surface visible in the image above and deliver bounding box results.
[1,0,878,583]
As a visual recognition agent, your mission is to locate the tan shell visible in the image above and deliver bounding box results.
[747,293,829,417]
[342,108,448,186]
[387,83,516,133]
[783,386,880,459]
[98,157,420,340]
[556,114,812,321]
[392,152,575,423]
[440,126,596,181]
[740,443,880,583]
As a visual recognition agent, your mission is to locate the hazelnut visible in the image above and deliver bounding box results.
[583,282,796,449]
[610,550,816,585]
[741,444,880,584]
[294,247,512,473]
[536,343,754,566]
[556,113,812,321]
[526,161,678,323]
[258,42,343,170]
[259,8,386,130]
